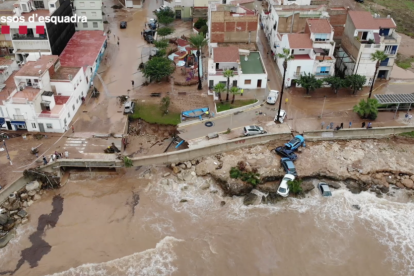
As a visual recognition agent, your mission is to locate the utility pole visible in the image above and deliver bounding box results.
[3,140,12,165]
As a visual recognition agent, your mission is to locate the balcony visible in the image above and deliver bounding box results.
[383,32,401,44]
[12,33,48,40]
[380,60,389,67]
[13,114,26,120]
[315,72,330,77]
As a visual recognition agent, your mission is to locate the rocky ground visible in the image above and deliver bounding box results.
[162,137,414,204]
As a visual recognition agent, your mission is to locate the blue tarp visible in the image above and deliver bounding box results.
[0,118,4,125]
[11,121,25,125]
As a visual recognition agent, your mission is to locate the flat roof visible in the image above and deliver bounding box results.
[0,0,16,10]
[21,9,50,21]
[374,94,414,104]
[240,52,265,74]
[213,47,239,63]
[50,67,81,80]
[348,11,396,30]
[288,33,313,49]
[0,57,14,66]
[59,31,107,70]
[12,88,41,102]
[15,55,59,77]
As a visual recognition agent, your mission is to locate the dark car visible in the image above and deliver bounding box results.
[275,146,297,161]
[144,29,156,37]
[280,157,297,176]
[355,0,363,2]
[148,22,157,30]
[120,21,127,29]
[145,35,154,44]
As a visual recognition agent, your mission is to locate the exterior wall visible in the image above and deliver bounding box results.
[73,0,104,31]
[0,22,13,55]
[165,0,194,20]
[327,7,348,41]
[281,0,311,6]
[210,10,258,43]
[238,74,267,88]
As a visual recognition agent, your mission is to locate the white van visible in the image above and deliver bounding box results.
[274,110,286,123]
[266,90,279,104]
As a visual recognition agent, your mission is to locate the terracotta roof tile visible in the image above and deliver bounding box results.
[348,11,396,30]
[306,19,332,34]
[213,47,240,62]
[287,34,313,49]
[374,18,397,29]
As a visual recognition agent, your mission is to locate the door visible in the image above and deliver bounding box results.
[209,80,214,88]
[175,10,181,19]
[295,66,301,77]
[232,80,237,87]
[257,79,262,88]
[39,123,45,132]
[6,121,12,130]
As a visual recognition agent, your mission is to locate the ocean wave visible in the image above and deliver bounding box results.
[0,224,35,267]
[47,236,183,276]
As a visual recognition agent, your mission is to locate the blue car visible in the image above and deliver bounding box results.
[284,135,305,151]
[280,157,297,176]
[275,146,297,161]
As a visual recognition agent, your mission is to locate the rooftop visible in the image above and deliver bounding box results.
[39,104,64,117]
[20,9,50,21]
[374,94,414,104]
[0,1,16,11]
[240,52,265,74]
[12,87,41,102]
[348,11,396,30]
[15,55,59,77]
[50,67,81,81]
[54,95,70,105]
[59,31,107,71]
[287,34,313,49]
[0,57,14,67]
[307,19,332,34]
[213,47,240,63]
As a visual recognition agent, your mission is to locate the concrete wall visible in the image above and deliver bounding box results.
[304,126,414,140]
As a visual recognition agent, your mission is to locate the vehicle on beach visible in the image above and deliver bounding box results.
[243,125,266,136]
[274,109,286,123]
[275,146,297,161]
[280,157,297,176]
[284,135,305,151]
[124,101,135,114]
[318,182,332,197]
[266,90,279,104]
[277,174,295,197]
[120,21,127,29]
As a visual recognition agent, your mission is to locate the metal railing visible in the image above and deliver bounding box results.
[13,114,25,120]
[12,34,48,40]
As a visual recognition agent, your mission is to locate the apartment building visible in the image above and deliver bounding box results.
[164,0,193,21]
[72,0,104,31]
[275,19,336,86]
[0,55,88,132]
[336,11,399,82]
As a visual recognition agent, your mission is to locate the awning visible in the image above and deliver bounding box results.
[0,118,5,125]
[11,121,26,125]
[374,94,414,104]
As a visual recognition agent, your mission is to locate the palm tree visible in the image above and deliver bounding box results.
[368,50,388,99]
[296,73,323,94]
[214,83,225,103]
[223,69,235,102]
[230,86,241,104]
[324,76,345,94]
[276,48,294,123]
[353,98,379,120]
[188,32,209,90]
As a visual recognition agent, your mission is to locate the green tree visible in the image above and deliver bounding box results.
[188,32,209,90]
[160,96,171,115]
[324,76,345,94]
[154,8,175,23]
[213,82,225,103]
[141,57,175,82]
[154,39,169,49]
[276,48,294,123]
[345,74,367,95]
[158,15,174,26]
[230,86,241,104]
[368,50,388,99]
[223,69,235,102]
[157,27,174,38]
[296,73,323,94]
[353,98,379,120]
[194,18,207,29]
[199,25,208,37]
[287,179,303,195]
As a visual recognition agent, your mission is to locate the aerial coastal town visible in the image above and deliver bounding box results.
[1,0,414,273]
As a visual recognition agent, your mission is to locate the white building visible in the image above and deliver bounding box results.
[164,0,193,21]
[72,0,104,31]
[0,55,88,132]
[208,46,267,91]
[266,0,311,6]
[336,11,400,82]
[275,19,336,87]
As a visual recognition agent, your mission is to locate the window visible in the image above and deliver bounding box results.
[298,49,305,51]
[80,2,85,7]
[317,67,330,75]
[72,104,75,111]
[76,99,79,104]
[92,12,97,16]
[68,112,70,118]
[244,80,251,85]
[34,0,45,8]
[64,118,67,125]
[46,123,53,129]
[81,12,86,16]
[32,123,36,128]
[93,22,98,28]
[315,33,329,41]
[83,22,88,28]
[50,3,55,8]
[90,1,95,6]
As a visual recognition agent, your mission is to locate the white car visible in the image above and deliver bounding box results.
[266,90,279,104]
[243,125,266,136]
[274,109,287,123]
[277,174,295,197]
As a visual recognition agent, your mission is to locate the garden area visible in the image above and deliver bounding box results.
[129,99,181,125]
[216,99,257,112]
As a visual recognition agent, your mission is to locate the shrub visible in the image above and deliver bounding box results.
[199,25,208,37]
[230,167,242,178]
[287,179,303,195]
[194,18,207,29]
[123,156,133,168]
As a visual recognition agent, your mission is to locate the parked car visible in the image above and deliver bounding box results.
[243,125,266,136]
[145,35,154,44]
[275,146,297,161]
[274,109,287,123]
[148,22,157,30]
[277,174,295,197]
[124,101,135,114]
[284,135,305,151]
[144,29,156,37]
[280,157,297,176]
[318,182,332,197]
[120,21,127,29]
[266,90,279,104]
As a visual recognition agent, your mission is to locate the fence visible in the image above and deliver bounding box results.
[303,126,414,140]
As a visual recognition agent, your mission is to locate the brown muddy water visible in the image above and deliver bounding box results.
[1,169,414,276]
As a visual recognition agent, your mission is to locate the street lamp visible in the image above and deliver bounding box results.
[3,140,12,165]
